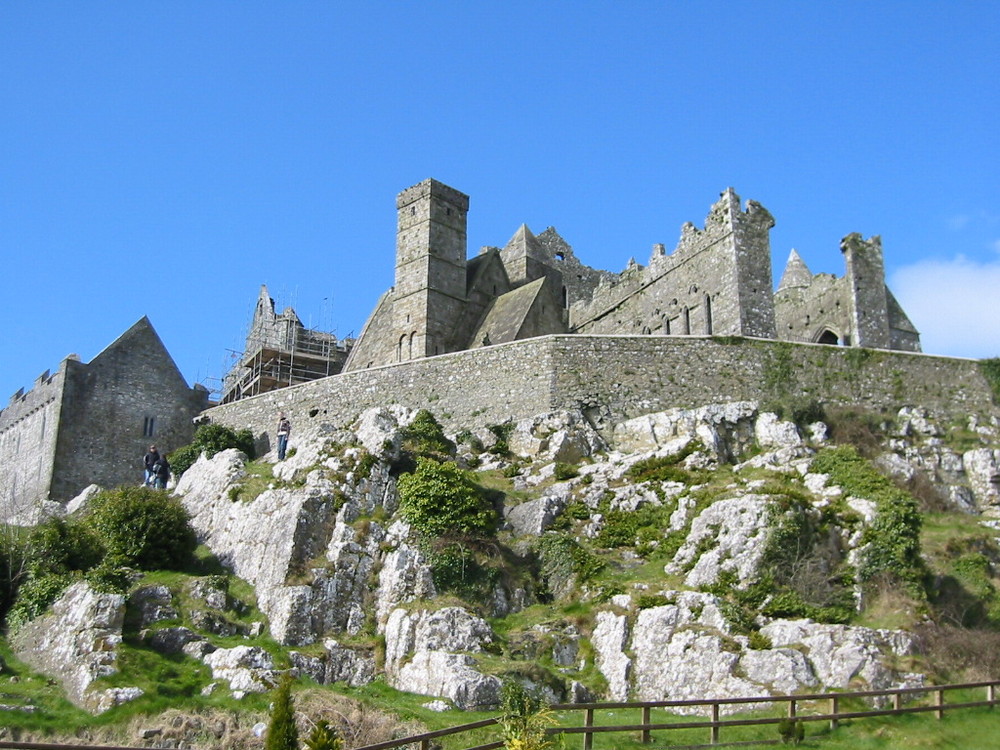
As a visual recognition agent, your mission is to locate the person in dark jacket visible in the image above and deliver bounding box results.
[144,445,160,486]
[276,412,291,460]
[153,454,171,490]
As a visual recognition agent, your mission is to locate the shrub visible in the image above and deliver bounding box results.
[397,458,497,537]
[595,509,639,548]
[304,720,343,750]
[637,593,672,609]
[85,486,198,571]
[488,422,515,456]
[26,517,104,577]
[777,718,804,744]
[553,462,579,481]
[536,535,604,595]
[169,423,256,477]
[0,525,27,618]
[265,675,299,750]
[496,679,558,750]
[400,409,456,458]
[979,358,1000,405]
[424,539,503,601]
[6,572,74,632]
[810,445,927,595]
[627,447,696,484]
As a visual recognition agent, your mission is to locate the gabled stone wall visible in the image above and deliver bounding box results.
[0,318,209,522]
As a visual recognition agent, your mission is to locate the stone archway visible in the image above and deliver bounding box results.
[816,329,840,345]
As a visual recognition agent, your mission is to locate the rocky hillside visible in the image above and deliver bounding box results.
[5,400,1000,731]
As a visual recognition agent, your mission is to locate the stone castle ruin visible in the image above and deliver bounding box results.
[340,179,919,373]
[0,179,961,521]
[0,317,208,522]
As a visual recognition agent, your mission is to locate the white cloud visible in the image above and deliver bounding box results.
[992,238,1000,254]
[890,256,1000,360]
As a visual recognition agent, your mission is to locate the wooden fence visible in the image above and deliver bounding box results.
[348,679,1000,750]
[1,680,997,750]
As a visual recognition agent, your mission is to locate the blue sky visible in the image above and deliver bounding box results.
[2,2,998,401]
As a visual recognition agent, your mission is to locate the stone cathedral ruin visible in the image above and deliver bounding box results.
[3,178,973,518]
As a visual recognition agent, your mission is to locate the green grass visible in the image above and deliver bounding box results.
[227,459,276,502]
[356,696,1000,750]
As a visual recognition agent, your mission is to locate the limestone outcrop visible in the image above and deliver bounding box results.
[10,582,142,714]
[12,400,1000,717]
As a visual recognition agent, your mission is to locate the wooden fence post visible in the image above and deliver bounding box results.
[788,699,796,718]
[584,707,594,750]
[642,705,651,744]
[710,702,720,745]
[989,683,996,707]
[893,691,902,710]
[935,689,944,720]
[829,695,839,731]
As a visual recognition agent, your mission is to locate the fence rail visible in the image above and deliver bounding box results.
[1,680,997,750]
[348,679,1000,750]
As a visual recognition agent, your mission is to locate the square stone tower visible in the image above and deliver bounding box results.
[393,179,470,360]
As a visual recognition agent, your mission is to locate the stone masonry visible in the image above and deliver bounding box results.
[0,317,208,522]
[205,334,994,457]
[339,179,920,378]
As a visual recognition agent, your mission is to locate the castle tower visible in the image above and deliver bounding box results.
[841,233,890,349]
[718,188,778,339]
[393,179,470,360]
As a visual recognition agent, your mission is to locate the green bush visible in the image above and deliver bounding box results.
[397,458,497,537]
[980,358,1000,405]
[627,446,697,484]
[0,526,27,618]
[595,509,639,548]
[169,423,256,477]
[424,540,502,601]
[400,409,455,458]
[6,572,74,632]
[553,462,579,481]
[777,717,805,744]
[636,593,672,609]
[536,535,604,594]
[304,720,343,750]
[26,517,104,577]
[84,560,133,594]
[488,422,515,456]
[264,675,299,750]
[811,446,927,595]
[496,679,558,750]
[85,486,198,571]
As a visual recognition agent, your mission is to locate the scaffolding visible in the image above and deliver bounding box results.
[221,288,353,404]
[221,332,350,404]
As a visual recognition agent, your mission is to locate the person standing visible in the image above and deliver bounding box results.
[144,445,160,486]
[153,454,171,490]
[277,412,291,460]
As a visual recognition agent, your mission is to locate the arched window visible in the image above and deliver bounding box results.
[704,294,713,334]
[816,329,839,345]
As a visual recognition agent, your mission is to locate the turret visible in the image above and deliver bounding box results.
[841,233,890,349]
[392,179,470,359]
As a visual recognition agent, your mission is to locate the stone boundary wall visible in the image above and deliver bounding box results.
[547,336,992,426]
[204,335,996,452]
[205,338,558,454]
